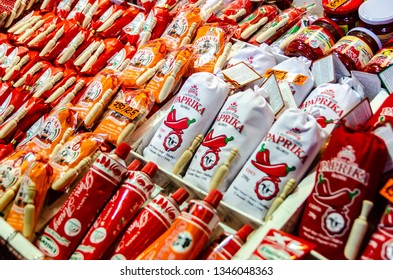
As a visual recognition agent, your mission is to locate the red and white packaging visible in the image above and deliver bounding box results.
[300,82,365,134]
[36,143,132,260]
[249,228,316,260]
[223,108,327,220]
[143,72,229,172]
[119,12,145,46]
[71,161,158,260]
[184,88,275,192]
[110,188,190,260]
[297,125,388,259]
[361,204,393,260]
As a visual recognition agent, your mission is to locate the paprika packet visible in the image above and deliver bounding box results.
[361,203,393,260]
[6,156,54,238]
[143,72,229,172]
[94,88,154,146]
[184,88,275,192]
[216,0,254,23]
[119,11,146,46]
[223,108,327,220]
[104,45,137,72]
[56,0,78,19]
[49,132,105,191]
[145,45,193,103]
[187,22,236,76]
[120,39,168,88]
[140,7,173,46]
[249,228,316,260]
[297,124,388,259]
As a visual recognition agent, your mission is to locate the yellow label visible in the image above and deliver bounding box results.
[263,69,288,80]
[325,0,349,10]
[108,101,140,120]
[292,74,308,86]
[380,178,393,203]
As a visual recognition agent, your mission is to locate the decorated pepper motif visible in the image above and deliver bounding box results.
[316,116,334,128]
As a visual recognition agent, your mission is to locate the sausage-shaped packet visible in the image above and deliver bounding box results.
[216,0,254,23]
[94,88,154,146]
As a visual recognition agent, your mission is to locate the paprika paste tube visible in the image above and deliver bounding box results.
[6,156,54,238]
[160,6,203,51]
[297,124,388,259]
[137,189,223,260]
[144,45,193,103]
[300,81,365,134]
[120,39,168,88]
[186,22,236,76]
[361,204,393,260]
[49,132,105,192]
[110,188,189,260]
[70,161,158,260]
[143,72,229,172]
[36,143,131,260]
[249,228,316,260]
[184,88,275,193]
[71,69,122,129]
[94,88,154,146]
[223,108,327,220]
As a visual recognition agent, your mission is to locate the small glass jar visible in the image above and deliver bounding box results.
[358,0,393,44]
[329,27,382,71]
[363,38,393,73]
[322,0,363,35]
[285,18,344,60]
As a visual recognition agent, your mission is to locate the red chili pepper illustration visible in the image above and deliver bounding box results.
[255,143,270,165]
[164,117,196,131]
[167,106,177,122]
[251,160,296,178]
[382,206,393,227]
[316,116,334,128]
[315,174,331,196]
[313,188,359,208]
[205,129,214,141]
[202,133,234,149]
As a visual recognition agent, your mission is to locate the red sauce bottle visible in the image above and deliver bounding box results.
[329,27,382,71]
[285,17,344,61]
[363,37,393,73]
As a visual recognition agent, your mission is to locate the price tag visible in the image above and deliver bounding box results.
[380,178,393,204]
[325,0,349,10]
[108,100,140,120]
[222,62,262,88]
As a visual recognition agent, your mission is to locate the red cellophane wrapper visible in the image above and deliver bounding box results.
[65,0,96,25]
[56,0,79,19]
[216,0,254,23]
[91,0,113,22]
[118,11,146,46]
[104,45,137,72]
[297,124,388,259]
[50,76,92,108]
[1,50,40,85]
[148,7,174,42]
[0,46,30,78]
[365,93,393,131]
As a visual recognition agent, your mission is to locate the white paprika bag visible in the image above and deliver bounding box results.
[223,108,328,220]
[143,72,230,171]
[300,81,365,134]
[183,88,275,192]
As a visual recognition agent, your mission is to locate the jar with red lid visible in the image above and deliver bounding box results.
[359,0,393,44]
[363,37,393,73]
[322,0,363,35]
[285,17,344,60]
[329,27,382,71]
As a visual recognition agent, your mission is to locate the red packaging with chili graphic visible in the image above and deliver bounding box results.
[297,124,388,259]
[361,204,393,260]
[249,229,316,260]
[118,11,146,46]
[36,143,131,260]
[110,188,190,260]
[71,161,157,260]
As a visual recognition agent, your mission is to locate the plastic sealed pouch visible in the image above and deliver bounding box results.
[223,108,328,220]
[104,45,137,72]
[0,46,30,79]
[297,124,388,260]
[184,88,275,193]
[1,50,40,84]
[6,10,41,36]
[248,6,307,46]
[28,65,69,99]
[139,7,173,46]
[143,72,230,172]
[145,45,193,103]
[94,88,153,146]
[56,0,78,19]
[91,0,112,23]
[72,70,122,129]
[160,7,203,51]
[216,0,254,23]
[249,228,316,260]
[41,69,78,102]
[65,0,96,25]
[6,157,54,238]
[119,12,146,46]
[49,76,91,108]
[90,4,124,32]
[0,142,14,162]
[186,22,236,76]
[120,39,168,88]
[49,132,105,192]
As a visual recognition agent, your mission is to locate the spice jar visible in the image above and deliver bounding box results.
[322,0,363,35]
[285,18,344,60]
[329,27,382,71]
[363,37,393,73]
[359,0,393,44]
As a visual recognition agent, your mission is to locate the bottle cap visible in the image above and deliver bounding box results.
[236,224,254,242]
[170,188,189,206]
[204,189,223,209]
[115,142,132,160]
[127,159,143,171]
[141,161,158,177]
